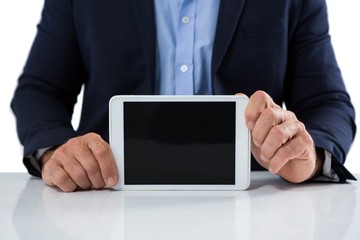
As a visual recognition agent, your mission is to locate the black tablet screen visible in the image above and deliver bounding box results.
[123,101,236,184]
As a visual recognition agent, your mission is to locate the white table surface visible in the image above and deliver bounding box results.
[0,172,359,240]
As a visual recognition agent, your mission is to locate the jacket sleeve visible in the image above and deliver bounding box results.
[11,0,86,176]
[285,0,356,181]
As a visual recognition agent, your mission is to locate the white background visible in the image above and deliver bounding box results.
[1,0,359,173]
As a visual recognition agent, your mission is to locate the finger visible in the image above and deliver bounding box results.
[43,148,83,192]
[252,107,289,148]
[87,133,118,188]
[267,132,313,174]
[58,138,97,189]
[259,118,301,161]
[69,137,106,189]
[75,153,106,189]
[62,156,93,190]
[245,91,279,130]
[49,165,78,192]
[260,121,296,162]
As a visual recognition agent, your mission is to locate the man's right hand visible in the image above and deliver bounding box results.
[41,133,118,192]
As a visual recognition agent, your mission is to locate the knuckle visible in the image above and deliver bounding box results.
[86,132,101,141]
[296,121,305,131]
[71,173,92,190]
[85,162,100,176]
[52,172,77,192]
[272,125,287,138]
[295,122,313,145]
[263,108,277,120]
[92,142,110,158]
[52,170,69,185]
[286,110,297,120]
[51,148,66,160]
[252,90,274,106]
[42,157,60,175]
[66,137,82,147]
[252,90,267,100]
[71,170,87,182]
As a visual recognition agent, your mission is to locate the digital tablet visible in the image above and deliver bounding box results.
[109,95,250,190]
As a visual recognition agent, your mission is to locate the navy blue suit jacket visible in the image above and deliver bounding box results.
[12,0,356,180]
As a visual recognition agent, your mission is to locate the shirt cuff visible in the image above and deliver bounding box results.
[27,147,52,174]
[312,150,340,182]
[35,147,52,161]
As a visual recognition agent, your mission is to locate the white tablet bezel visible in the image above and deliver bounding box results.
[109,95,250,190]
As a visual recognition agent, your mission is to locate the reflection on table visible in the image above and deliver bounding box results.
[5,172,359,240]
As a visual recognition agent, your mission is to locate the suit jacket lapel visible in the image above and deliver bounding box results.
[212,0,247,72]
[131,0,156,92]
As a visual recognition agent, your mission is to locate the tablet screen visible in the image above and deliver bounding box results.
[123,101,236,185]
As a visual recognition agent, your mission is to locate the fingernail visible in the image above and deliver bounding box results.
[261,154,268,162]
[106,177,117,187]
[246,121,254,130]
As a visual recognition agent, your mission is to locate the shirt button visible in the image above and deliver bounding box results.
[180,65,188,73]
[182,16,190,24]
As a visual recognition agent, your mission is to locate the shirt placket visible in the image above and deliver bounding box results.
[174,0,196,95]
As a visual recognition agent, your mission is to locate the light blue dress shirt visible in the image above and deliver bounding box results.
[154,0,220,95]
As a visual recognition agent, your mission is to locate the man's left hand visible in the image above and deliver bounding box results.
[242,91,323,183]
